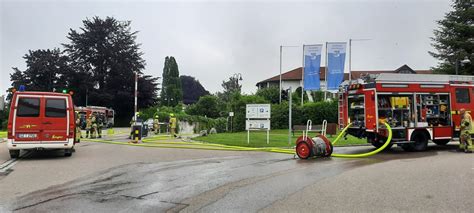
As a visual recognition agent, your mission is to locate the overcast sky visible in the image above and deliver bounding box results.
[1,0,452,96]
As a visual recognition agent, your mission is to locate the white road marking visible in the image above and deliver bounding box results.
[0,151,32,173]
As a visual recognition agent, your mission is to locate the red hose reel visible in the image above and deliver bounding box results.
[295,135,333,159]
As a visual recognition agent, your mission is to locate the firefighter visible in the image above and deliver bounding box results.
[85,115,92,138]
[97,113,104,138]
[459,108,473,153]
[91,113,98,139]
[169,113,177,137]
[153,115,160,134]
[75,113,82,141]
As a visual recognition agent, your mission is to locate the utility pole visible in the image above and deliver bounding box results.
[349,38,371,81]
[288,87,292,148]
[134,71,138,121]
[279,45,299,104]
[279,45,282,104]
[301,45,305,106]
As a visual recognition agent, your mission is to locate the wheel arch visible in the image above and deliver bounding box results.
[408,128,433,141]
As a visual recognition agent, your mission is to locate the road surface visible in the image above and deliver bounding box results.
[0,133,473,212]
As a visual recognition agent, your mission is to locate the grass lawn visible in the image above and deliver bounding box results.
[194,129,367,148]
[0,131,6,138]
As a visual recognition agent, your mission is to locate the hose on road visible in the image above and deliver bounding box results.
[85,122,391,158]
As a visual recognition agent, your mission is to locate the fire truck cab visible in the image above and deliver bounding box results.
[339,73,474,151]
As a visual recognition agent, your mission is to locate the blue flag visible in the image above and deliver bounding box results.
[327,42,347,90]
[303,44,323,91]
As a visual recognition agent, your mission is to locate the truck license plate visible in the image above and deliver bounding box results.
[17,133,37,139]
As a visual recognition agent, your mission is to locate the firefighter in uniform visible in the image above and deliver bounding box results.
[153,115,160,134]
[91,113,98,139]
[459,108,473,153]
[169,113,177,137]
[85,115,92,138]
[97,113,103,138]
[75,113,82,141]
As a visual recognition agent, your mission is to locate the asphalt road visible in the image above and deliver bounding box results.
[0,134,473,212]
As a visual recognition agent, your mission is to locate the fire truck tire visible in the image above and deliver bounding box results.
[433,139,450,145]
[368,138,393,150]
[296,142,311,159]
[64,149,73,157]
[9,150,20,159]
[402,132,428,152]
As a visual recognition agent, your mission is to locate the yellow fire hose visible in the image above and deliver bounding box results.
[85,122,391,158]
[331,122,392,158]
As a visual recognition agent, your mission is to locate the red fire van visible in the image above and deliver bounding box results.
[7,91,77,158]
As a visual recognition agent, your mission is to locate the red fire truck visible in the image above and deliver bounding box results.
[76,106,115,128]
[339,73,474,151]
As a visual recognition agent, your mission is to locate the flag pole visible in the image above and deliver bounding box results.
[349,39,352,81]
[301,45,305,106]
[324,42,328,101]
[279,45,282,104]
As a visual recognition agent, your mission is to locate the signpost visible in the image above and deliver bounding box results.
[229,111,234,132]
[246,104,271,144]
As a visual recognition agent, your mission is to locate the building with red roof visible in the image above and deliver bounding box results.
[256,64,432,90]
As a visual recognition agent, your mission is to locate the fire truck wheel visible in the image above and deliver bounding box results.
[433,139,450,145]
[368,138,393,150]
[9,150,20,159]
[402,133,428,152]
[64,149,73,157]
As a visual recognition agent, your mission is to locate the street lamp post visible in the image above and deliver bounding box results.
[279,45,299,104]
[232,73,243,91]
[455,56,471,75]
[134,71,138,121]
[349,38,371,81]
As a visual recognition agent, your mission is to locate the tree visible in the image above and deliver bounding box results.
[9,49,74,101]
[63,16,158,124]
[180,75,209,104]
[161,56,182,106]
[256,86,280,104]
[430,0,474,74]
[186,95,220,118]
[217,75,242,103]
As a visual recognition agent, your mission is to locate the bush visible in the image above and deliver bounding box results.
[256,86,280,104]
[186,95,220,118]
[301,100,337,124]
[0,108,9,130]
[270,100,337,129]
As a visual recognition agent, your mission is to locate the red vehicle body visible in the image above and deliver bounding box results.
[76,106,115,128]
[339,73,474,151]
[7,91,77,158]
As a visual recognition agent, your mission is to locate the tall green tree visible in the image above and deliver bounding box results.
[217,75,242,103]
[430,0,473,74]
[64,16,158,124]
[9,48,72,96]
[180,75,209,104]
[161,56,182,106]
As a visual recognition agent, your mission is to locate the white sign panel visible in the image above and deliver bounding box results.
[246,120,271,130]
[246,104,271,119]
